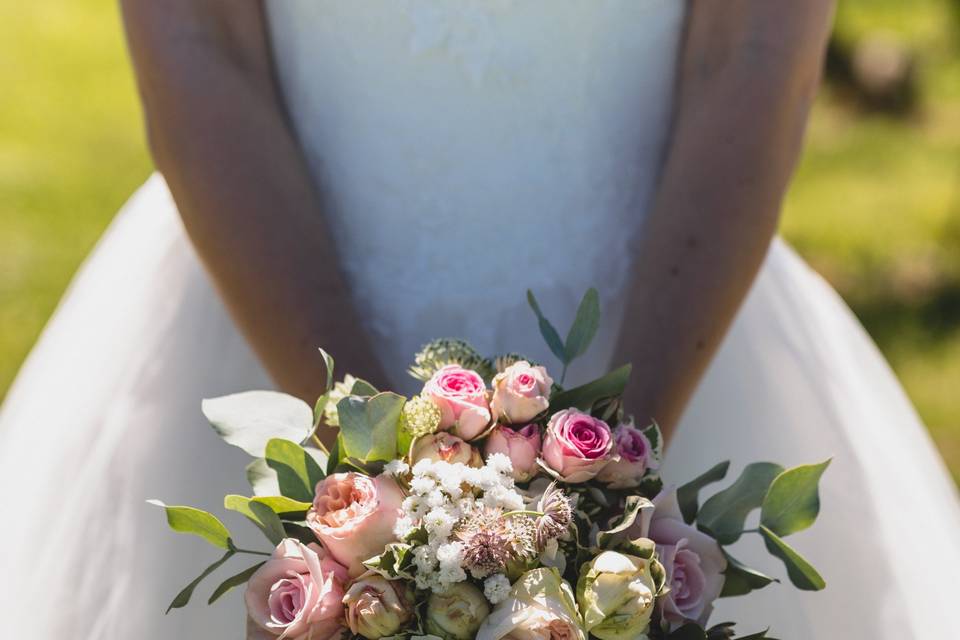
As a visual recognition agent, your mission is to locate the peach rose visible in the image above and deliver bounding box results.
[541,409,613,483]
[244,539,348,640]
[306,473,404,576]
[343,572,415,639]
[490,361,553,424]
[423,365,492,441]
[484,424,542,482]
[411,432,483,467]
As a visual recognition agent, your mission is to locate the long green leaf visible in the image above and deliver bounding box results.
[527,290,567,363]
[676,461,730,524]
[720,551,778,598]
[548,364,632,413]
[166,549,233,613]
[224,495,287,545]
[697,462,784,544]
[760,525,826,591]
[202,391,314,457]
[760,459,831,537]
[564,288,601,362]
[264,438,326,502]
[337,392,405,463]
[319,348,335,393]
[148,500,232,549]
[208,561,265,605]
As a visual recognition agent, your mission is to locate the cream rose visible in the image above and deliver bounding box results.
[491,361,553,424]
[411,432,483,467]
[476,568,585,640]
[343,572,414,639]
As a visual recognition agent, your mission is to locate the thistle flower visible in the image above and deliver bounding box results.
[535,483,574,549]
[456,505,539,578]
[400,395,443,439]
[460,529,514,578]
[409,338,494,382]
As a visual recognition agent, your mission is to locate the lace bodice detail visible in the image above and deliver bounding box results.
[266,0,686,391]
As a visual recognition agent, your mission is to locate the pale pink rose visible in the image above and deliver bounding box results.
[490,361,553,424]
[541,409,613,483]
[627,489,726,627]
[596,423,655,489]
[343,572,415,639]
[245,539,349,640]
[412,432,483,467]
[306,472,404,577]
[484,424,542,482]
[423,365,492,441]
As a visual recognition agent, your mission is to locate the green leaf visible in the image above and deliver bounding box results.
[202,391,314,457]
[760,459,831,537]
[597,495,654,549]
[148,500,232,549]
[312,393,329,428]
[246,458,280,497]
[697,462,784,544]
[548,364,632,413]
[337,392,405,463]
[264,438,326,502]
[326,435,343,476]
[319,348,335,393]
[677,461,730,524]
[350,378,380,397]
[667,624,708,639]
[208,561,265,605]
[282,521,318,545]
[166,549,234,613]
[564,288,601,362]
[252,495,313,515]
[759,525,826,591]
[527,289,568,364]
[720,551,778,597]
[224,496,286,545]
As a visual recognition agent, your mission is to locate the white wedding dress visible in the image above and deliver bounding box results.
[2,1,958,638]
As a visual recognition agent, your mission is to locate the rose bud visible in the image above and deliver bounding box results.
[426,582,491,640]
[576,550,661,640]
[245,539,349,640]
[306,472,404,577]
[541,409,613,483]
[596,422,656,489]
[411,432,483,467]
[490,361,553,424]
[422,364,492,441]
[484,424,541,482]
[343,572,414,639]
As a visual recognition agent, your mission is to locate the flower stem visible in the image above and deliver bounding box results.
[234,548,273,557]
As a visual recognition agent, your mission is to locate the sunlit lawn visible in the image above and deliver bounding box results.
[2,0,959,481]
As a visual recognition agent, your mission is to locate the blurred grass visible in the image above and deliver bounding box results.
[1,1,958,481]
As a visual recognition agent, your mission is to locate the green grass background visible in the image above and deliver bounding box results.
[2,1,959,482]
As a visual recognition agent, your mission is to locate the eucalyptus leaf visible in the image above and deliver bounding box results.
[283,521,318,545]
[208,561,265,605]
[148,500,232,549]
[264,438,326,502]
[720,551,778,598]
[527,289,567,363]
[350,379,380,397]
[759,525,826,591]
[337,392,405,463]
[564,288,600,362]
[249,502,286,545]
[697,462,784,544]
[548,364,632,413]
[319,348,335,393]
[251,495,312,515]
[246,458,280,497]
[166,549,233,613]
[677,461,730,524]
[202,391,313,457]
[760,459,831,537]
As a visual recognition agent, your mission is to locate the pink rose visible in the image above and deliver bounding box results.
[596,422,656,489]
[490,361,553,424]
[628,490,726,627]
[245,539,349,640]
[484,424,542,482]
[423,365,492,441]
[411,432,483,467]
[541,409,613,483]
[306,472,404,577]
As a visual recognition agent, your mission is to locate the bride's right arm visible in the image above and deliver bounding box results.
[120,0,387,412]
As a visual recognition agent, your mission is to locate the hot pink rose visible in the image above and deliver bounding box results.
[541,409,613,483]
[306,473,404,577]
[596,422,656,489]
[411,432,483,467]
[423,365,492,441]
[490,361,553,424]
[627,489,726,627]
[484,424,542,482]
[244,539,349,640]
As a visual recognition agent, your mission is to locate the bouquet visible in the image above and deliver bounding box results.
[153,289,828,640]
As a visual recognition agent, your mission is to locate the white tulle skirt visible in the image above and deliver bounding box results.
[1,175,958,638]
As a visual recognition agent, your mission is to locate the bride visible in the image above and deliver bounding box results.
[1,1,958,637]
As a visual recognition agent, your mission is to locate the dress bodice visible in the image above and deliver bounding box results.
[265,0,686,390]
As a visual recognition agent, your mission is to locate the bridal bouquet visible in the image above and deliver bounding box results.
[153,290,828,640]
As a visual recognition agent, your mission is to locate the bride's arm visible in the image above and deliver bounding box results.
[120,1,387,407]
[615,0,836,440]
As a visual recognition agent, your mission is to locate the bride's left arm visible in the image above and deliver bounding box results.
[615,0,836,441]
